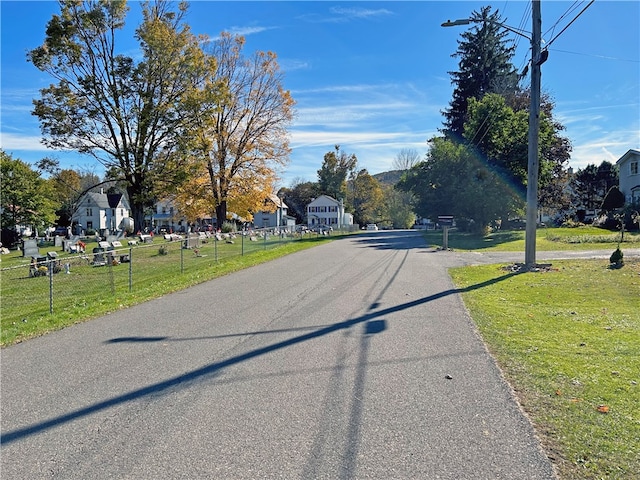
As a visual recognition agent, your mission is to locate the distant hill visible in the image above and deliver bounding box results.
[372,170,404,187]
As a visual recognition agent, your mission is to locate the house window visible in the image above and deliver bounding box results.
[86,208,92,216]
[631,161,638,175]
[87,221,93,229]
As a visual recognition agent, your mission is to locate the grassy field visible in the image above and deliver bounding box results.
[449,256,639,478]
[2,225,639,478]
[424,225,640,252]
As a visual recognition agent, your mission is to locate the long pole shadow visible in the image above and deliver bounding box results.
[1,271,519,445]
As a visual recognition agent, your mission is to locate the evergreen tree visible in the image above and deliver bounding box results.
[570,161,619,212]
[442,6,519,139]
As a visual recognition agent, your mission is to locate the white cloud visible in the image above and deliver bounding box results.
[0,132,49,151]
[329,7,393,20]
[298,6,394,24]
[208,25,276,41]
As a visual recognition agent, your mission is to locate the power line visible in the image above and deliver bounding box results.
[545,0,595,49]
[549,48,640,63]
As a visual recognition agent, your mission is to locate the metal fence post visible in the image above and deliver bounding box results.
[49,259,54,314]
[181,241,184,274]
[128,247,133,292]
[242,232,245,256]
[108,256,115,295]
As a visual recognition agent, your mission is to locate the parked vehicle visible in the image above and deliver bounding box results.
[366,224,378,231]
[53,226,69,236]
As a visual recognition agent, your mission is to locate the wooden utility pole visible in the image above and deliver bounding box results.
[525,0,542,267]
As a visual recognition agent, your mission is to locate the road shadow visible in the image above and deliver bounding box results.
[352,230,429,251]
[1,268,518,445]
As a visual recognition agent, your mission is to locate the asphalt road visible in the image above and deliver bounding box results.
[1,230,563,479]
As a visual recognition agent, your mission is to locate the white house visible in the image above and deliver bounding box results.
[306,195,353,228]
[72,189,131,235]
[253,194,295,230]
[150,198,183,232]
[617,148,640,205]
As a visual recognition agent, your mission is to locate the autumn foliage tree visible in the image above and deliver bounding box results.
[183,32,294,225]
[29,0,205,230]
[350,169,384,226]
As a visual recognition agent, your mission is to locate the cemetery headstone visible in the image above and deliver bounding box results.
[22,239,40,258]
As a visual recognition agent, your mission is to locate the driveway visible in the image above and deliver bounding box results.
[0,230,573,479]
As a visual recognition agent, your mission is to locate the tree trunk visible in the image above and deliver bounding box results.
[215,201,227,229]
[126,185,147,234]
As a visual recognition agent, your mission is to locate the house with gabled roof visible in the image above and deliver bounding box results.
[71,189,131,235]
[617,148,640,206]
[306,195,353,228]
[253,194,295,230]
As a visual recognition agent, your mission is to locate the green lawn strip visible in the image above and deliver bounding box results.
[424,226,640,252]
[449,259,640,479]
[1,235,332,346]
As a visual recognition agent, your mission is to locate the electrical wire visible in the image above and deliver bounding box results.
[545,0,595,49]
[549,48,640,63]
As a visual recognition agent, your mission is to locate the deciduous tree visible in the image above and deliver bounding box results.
[317,145,357,203]
[0,151,56,231]
[570,161,619,213]
[351,169,384,226]
[29,0,203,231]
[280,179,320,224]
[186,32,294,226]
[392,148,421,171]
[385,187,416,229]
[397,138,510,232]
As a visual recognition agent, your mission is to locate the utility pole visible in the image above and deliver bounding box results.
[443,2,542,267]
[525,0,542,267]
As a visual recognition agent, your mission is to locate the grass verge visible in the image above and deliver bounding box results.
[449,258,640,479]
[1,235,333,347]
[424,225,640,251]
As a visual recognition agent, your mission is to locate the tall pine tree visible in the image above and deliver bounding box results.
[442,6,519,139]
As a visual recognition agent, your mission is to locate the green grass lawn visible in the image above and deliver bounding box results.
[424,225,640,251]
[450,258,639,479]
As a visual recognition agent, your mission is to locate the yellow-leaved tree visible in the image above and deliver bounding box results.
[180,32,294,226]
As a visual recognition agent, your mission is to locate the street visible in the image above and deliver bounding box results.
[1,230,556,479]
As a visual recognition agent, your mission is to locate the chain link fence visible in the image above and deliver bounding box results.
[1,228,354,333]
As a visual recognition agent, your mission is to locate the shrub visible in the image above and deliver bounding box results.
[0,228,21,249]
[221,221,236,233]
[609,248,624,267]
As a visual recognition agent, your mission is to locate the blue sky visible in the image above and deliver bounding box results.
[1,1,639,187]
